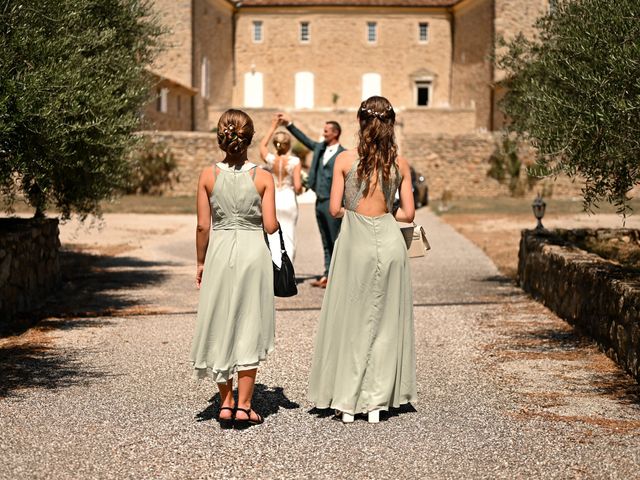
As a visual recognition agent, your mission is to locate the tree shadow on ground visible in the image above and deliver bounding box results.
[2,247,172,338]
[0,341,107,398]
[196,383,300,422]
[308,403,417,422]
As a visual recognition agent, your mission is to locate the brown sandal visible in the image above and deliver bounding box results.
[234,408,264,429]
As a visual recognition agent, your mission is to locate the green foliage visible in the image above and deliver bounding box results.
[496,0,640,214]
[0,0,163,219]
[488,135,539,197]
[125,139,177,195]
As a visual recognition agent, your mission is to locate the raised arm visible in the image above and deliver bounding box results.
[259,115,280,162]
[394,156,416,223]
[195,166,214,288]
[277,112,318,151]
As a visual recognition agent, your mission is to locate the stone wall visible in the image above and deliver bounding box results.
[402,131,582,200]
[518,229,640,382]
[451,0,494,130]
[0,219,60,331]
[141,128,582,199]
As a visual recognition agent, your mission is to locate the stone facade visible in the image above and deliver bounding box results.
[451,0,494,131]
[0,219,60,331]
[518,229,640,383]
[142,74,196,131]
[146,0,551,132]
[234,7,453,111]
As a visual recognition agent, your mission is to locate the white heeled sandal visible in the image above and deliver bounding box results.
[342,412,354,423]
[368,410,381,424]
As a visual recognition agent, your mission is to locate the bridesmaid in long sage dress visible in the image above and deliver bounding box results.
[308,96,417,423]
[191,109,278,429]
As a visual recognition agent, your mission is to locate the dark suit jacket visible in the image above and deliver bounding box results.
[286,123,346,200]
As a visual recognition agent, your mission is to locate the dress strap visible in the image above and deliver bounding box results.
[251,166,258,179]
[212,164,219,179]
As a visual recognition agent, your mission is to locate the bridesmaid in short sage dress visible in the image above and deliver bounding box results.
[308,96,417,423]
[191,109,278,429]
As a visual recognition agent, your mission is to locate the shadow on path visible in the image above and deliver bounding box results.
[196,384,300,422]
[0,341,107,398]
[2,248,172,338]
[308,403,418,422]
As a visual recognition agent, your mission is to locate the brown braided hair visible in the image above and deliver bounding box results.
[216,109,255,155]
[356,96,397,190]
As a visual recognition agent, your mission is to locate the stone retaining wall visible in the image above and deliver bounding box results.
[140,130,583,200]
[0,218,60,331]
[518,229,640,382]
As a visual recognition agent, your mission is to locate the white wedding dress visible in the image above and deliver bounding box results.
[263,153,300,267]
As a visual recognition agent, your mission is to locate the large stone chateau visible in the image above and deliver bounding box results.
[143,0,574,199]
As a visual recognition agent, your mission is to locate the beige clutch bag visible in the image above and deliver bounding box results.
[400,222,431,258]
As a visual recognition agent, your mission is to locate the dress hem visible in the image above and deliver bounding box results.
[191,346,274,384]
[309,396,417,416]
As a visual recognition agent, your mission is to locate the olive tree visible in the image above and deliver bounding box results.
[0,0,163,219]
[496,0,640,214]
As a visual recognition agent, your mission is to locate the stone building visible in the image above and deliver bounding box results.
[147,0,549,134]
[144,0,576,200]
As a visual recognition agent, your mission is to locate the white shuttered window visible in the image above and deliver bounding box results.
[295,72,314,109]
[362,73,381,100]
[244,72,264,108]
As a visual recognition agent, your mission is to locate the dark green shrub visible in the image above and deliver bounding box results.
[0,0,164,219]
[126,140,178,195]
[496,0,640,215]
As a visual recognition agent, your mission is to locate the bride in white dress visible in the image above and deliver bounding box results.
[260,116,302,266]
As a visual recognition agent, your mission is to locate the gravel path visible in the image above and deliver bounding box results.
[1,206,639,479]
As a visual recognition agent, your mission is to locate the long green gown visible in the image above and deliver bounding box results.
[190,162,275,383]
[308,160,417,415]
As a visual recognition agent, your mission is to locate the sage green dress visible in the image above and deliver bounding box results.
[190,162,275,383]
[308,160,417,415]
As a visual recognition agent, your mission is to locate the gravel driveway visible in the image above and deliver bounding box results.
[1,205,638,479]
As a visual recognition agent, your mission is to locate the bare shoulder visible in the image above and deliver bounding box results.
[336,149,358,171]
[396,155,411,174]
[199,165,215,186]
[254,166,274,184]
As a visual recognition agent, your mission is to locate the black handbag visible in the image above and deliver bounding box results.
[266,225,298,297]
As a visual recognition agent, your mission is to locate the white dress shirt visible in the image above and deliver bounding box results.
[323,144,340,165]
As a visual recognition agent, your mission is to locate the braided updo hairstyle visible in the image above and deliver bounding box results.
[356,96,398,189]
[272,131,292,155]
[216,109,255,155]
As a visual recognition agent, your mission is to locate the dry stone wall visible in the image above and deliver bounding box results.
[141,128,582,199]
[0,219,60,331]
[518,229,640,382]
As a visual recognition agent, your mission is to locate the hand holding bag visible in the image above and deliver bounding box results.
[267,225,298,297]
[400,222,431,258]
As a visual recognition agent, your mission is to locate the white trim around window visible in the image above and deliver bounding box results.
[418,22,429,44]
[414,79,433,107]
[366,21,377,44]
[300,21,310,43]
[252,20,263,43]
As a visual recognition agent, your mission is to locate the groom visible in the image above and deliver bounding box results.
[277,113,345,288]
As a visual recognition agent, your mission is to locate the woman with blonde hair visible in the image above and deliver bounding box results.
[191,109,278,429]
[308,96,417,423]
[260,115,302,265]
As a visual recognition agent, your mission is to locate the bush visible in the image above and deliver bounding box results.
[487,135,539,197]
[0,0,163,219]
[126,140,178,195]
[496,0,640,215]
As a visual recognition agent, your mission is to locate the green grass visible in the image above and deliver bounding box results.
[2,195,197,216]
[4,194,638,218]
[434,196,640,217]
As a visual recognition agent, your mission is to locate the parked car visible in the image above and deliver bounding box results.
[393,167,429,212]
[411,167,429,208]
